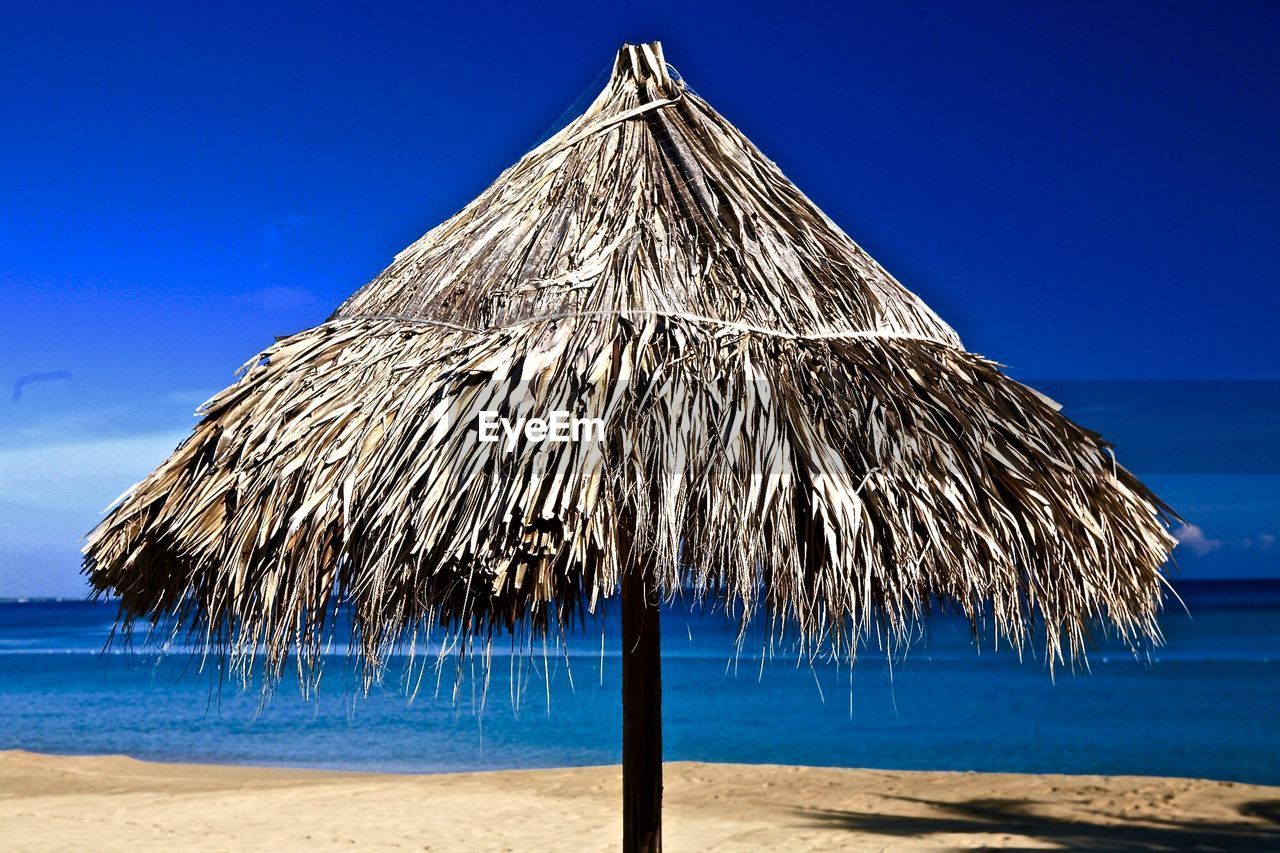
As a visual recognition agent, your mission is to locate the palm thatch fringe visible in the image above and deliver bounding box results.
[85,312,1175,686]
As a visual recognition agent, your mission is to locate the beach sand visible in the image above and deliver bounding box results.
[2,750,1277,850]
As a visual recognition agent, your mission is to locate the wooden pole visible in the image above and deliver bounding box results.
[621,562,662,853]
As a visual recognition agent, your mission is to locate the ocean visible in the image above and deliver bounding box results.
[2,580,1277,785]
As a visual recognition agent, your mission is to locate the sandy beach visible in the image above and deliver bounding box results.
[2,750,1277,851]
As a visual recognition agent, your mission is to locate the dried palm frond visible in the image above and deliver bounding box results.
[83,42,1177,686]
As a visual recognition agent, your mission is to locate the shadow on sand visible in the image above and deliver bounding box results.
[798,795,1280,850]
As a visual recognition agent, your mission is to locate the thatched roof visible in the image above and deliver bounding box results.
[84,42,1176,682]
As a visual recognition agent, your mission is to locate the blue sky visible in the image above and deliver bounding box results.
[2,1,1277,596]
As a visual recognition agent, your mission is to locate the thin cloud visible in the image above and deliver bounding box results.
[236,285,319,312]
[1173,523,1277,557]
[1173,523,1224,557]
[1240,533,1276,551]
[262,212,310,245]
[0,429,187,597]
[0,430,188,512]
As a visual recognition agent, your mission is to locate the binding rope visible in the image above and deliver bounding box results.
[338,308,962,349]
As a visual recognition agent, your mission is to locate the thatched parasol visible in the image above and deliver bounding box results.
[84,42,1177,852]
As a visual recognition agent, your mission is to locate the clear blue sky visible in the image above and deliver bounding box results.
[2,1,1277,595]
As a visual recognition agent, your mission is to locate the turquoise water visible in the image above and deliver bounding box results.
[1,581,1277,784]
